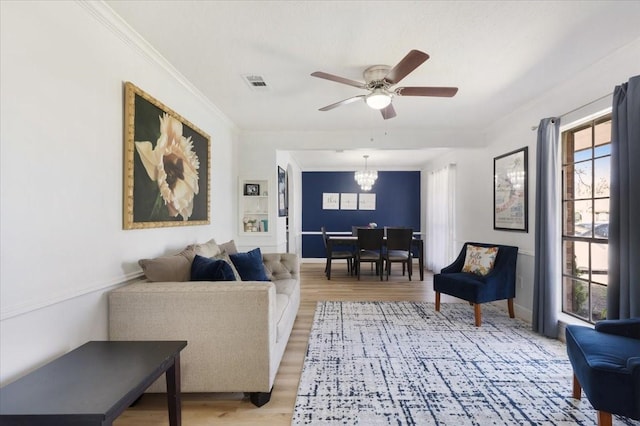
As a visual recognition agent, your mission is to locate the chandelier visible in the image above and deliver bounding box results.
[354,155,378,191]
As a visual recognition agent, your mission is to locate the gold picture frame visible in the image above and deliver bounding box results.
[123,82,210,229]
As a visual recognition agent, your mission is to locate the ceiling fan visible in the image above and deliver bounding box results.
[311,49,458,120]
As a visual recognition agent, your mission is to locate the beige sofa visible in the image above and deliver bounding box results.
[108,240,299,407]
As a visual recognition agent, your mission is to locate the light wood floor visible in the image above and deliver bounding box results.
[115,262,457,425]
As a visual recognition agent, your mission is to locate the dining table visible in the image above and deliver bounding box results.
[326,234,425,281]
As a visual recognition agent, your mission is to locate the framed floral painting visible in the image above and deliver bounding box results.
[123,82,210,229]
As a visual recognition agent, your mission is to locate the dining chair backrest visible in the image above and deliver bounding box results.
[352,226,368,236]
[320,226,329,250]
[356,228,384,251]
[385,227,414,251]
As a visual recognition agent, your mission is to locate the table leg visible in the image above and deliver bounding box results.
[418,240,424,281]
[166,355,182,426]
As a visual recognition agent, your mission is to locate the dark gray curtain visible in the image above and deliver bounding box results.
[608,75,640,319]
[533,118,561,337]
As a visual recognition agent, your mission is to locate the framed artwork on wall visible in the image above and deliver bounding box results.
[244,183,260,196]
[322,193,340,210]
[123,82,210,229]
[340,193,358,210]
[278,166,288,217]
[494,146,528,232]
[358,193,376,210]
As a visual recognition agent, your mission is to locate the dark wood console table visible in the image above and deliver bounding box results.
[0,340,187,426]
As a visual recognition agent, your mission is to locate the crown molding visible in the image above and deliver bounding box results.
[78,0,236,130]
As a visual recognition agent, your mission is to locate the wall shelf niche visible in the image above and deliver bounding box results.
[239,178,271,235]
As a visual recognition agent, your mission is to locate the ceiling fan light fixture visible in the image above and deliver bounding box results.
[365,89,391,110]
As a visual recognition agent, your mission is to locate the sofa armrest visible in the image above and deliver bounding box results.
[109,281,277,392]
[595,318,640,339]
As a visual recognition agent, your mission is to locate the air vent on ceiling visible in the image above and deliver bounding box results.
[242,74,270,91]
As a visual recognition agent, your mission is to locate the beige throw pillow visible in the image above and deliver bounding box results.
[214,250,242,281]
[187,238,221,258]
[218,239,238,255]
[462,245,498,276]
[138,247,196,282]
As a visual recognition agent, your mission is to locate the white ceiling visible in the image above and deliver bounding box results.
[105,0,640,168]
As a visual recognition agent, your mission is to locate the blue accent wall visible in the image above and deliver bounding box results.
[302,171,421,258]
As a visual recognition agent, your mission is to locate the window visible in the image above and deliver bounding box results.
[561,115,611,323]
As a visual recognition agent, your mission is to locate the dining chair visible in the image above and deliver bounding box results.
[383,227,414,280]
[321,226,354,280]
[355,228,384,280]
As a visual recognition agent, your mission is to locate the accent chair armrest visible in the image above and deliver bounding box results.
[440,244,468,273]
[595,318,640,339]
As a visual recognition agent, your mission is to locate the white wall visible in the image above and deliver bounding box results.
[424,38,640,321]
[0,1,237,384]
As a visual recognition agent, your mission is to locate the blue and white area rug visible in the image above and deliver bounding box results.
[292,301,638,425]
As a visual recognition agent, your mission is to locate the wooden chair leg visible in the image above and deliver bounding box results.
[572,373,581,399]
[508,298,515,318]
[435,292,441,311]
[474,304,482,327]
[325,259,331,280]
[597,411,612,426]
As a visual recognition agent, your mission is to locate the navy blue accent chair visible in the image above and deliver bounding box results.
[433,242,518,327]
[566,318,640,426]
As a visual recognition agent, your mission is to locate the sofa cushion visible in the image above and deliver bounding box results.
[230,248,269,281]
[138,247,196,282]
[191,254,236,281]
[462,245,498,276]
[275,293,290,342]
[273,278,297,297]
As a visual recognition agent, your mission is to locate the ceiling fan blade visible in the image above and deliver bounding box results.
[311,71,366,89]
[395,86,459,97]
[384,50,430,85]
[319,95,365,111]
[380,104,397,120]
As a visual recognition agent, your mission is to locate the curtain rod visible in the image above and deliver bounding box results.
[530,92,613,130]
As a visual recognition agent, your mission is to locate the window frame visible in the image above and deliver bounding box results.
[560,113,611,324]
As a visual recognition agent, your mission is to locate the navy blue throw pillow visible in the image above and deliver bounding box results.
[191,255,237,281]
[229,247,269,281]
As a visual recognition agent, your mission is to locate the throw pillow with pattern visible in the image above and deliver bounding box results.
[462,245,498,276]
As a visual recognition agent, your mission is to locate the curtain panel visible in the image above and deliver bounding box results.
[426,164,456,273]
[532,118,561,338]
[608,75,640,319]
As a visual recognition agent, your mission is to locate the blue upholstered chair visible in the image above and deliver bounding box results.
[565,318,640,426]
[433,242,518,326]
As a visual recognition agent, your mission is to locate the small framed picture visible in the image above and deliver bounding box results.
[244,183,260,196]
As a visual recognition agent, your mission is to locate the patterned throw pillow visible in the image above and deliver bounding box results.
[462,245,499,276]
